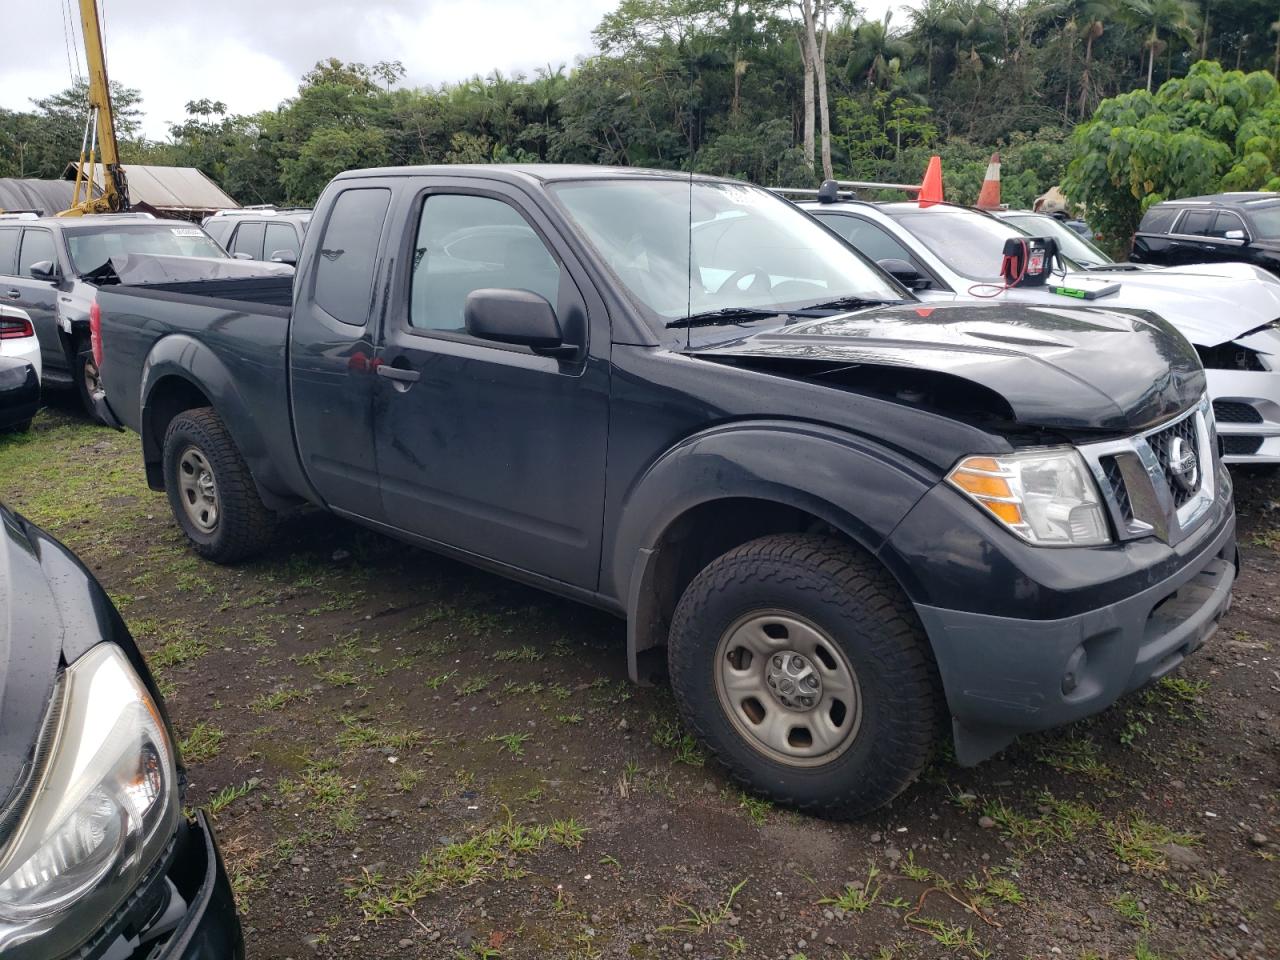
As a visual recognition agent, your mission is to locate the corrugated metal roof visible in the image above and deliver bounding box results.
[0,178,82,215]
[60,163,238,211]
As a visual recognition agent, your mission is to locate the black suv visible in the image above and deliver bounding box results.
[1131,192,1280,275]
[201,208,311,265]
[0,213,228,416]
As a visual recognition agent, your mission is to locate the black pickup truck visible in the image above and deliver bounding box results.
[92,165,1237,816]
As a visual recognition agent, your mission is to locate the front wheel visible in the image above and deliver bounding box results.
[162,407,276,563]
[75,345,105,424]
[667,534,941,818]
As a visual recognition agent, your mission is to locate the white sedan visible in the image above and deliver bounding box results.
[802,198,1280,466]
[0,304,40,384]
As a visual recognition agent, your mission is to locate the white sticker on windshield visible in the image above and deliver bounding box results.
[170,228,204,237]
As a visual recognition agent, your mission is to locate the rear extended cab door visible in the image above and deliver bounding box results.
[287,184,394,522]
[369,173,611,590]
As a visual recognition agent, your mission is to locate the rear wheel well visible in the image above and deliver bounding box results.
[143,377,212,488]
[631,498,887,680]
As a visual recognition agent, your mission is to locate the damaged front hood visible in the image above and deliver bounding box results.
[689,301,1204,432]
[1066,262,1280,347]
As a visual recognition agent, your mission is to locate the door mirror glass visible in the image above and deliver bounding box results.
[27,260,58,281]
[877,257,928,289]
[232,251,253,260]
[1224,229,1246,241]
[269,249,297,266]
[465,288,571,354]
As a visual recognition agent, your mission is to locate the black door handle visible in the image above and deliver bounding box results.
[3,289,18,300]
[376,364,421,383]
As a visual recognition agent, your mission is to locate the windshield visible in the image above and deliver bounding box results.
[65,223,228,275]
[1003,214,1110,267]
[549,179,902,326]
[1249,203,1280,240]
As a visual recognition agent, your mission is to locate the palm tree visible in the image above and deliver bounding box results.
[1123,0,1199,91]
[1272,18,1280,80]
[906,0,961,92]
[1078,0,1119,115]
[847,13,915,90]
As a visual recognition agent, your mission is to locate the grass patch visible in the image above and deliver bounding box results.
[180,722,225,764]
[661,879,747,934]
[1106,816,1199,873]
[493,645,543,663]
[336,715,424,752]
[250,688,304,712]
[208,779,260,816]
[486,732,532,757]
[819,863,882,912]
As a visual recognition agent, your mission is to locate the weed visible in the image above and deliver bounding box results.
[738,791,772,826]
[318,668,359,688]
[487,732,532,757]
[337,716,424,752]
[1106,816,1199,873]
[494,645,543,662]
[208,779,259,816]
[457,674,495,696]
[819,863,882,912]
[1035,735,1114,781]
[180,722,225,764]
[250,688,303,712]
[556,712,584,725]
[661,879,747,934]
[424,670,457,690]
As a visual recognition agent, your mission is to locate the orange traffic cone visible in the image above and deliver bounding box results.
[918,155,944,207]
[975,152,1002,209]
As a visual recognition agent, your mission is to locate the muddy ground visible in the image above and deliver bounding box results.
[1,403,1277,960]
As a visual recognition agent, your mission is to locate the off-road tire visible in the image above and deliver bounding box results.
[667,534,941,818]
[162,407,275,563]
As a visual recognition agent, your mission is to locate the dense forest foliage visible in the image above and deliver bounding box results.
[2,0,1279,231]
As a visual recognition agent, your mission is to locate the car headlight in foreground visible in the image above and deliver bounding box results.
[0,643,178,957]
[947,447,1110,547]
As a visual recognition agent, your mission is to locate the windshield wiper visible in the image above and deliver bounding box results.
[794,296,901,312]
[665,307,787,329]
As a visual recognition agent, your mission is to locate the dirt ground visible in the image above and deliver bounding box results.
[2,403,1277,960]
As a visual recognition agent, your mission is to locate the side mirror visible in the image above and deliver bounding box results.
[464,289,575,357]
[1224,229,1246,242]
[269,249,298,265]
[232,251,254,260]
[28,260,58,281]
[877,258,929,290]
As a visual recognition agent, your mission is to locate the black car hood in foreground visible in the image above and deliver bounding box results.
[689,301,1204,432]
[0,507,169,830]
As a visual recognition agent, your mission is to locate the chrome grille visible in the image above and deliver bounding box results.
[1080,396,1216,547]
[1147,413,1201,509]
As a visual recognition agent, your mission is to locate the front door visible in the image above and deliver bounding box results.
[13,228,62,373]
[374,182,609,589]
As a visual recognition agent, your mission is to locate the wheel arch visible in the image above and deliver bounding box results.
[140,338,299,511]
[612,422,935,682]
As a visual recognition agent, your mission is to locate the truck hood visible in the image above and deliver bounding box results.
[688,301,1204,432]
[1068,262,1280,347]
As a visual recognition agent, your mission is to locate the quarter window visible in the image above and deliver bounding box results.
[410,194,562,333]
[0,228,18,275]
[314,188,391,327]
[18,230,55,276]
[817,214,919,266]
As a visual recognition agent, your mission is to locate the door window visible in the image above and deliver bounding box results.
[0,229,18,275]
[410,194,562,333]
[1176,209,1215,237]
[18,230,55,276]
[230,221,266,259]
[313,188,391,327]
[1209,211,1247,239]
[818,214,919,266]
[264,222,299,260]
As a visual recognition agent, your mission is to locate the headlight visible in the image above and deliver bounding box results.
[0,644,178,956]
[947,447,1111,547]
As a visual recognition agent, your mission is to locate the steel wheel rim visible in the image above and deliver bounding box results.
[714,609,862,768]
[177,446,219,533]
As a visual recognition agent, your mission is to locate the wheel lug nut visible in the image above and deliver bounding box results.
[773,657,783,668]
[791,656,803,670]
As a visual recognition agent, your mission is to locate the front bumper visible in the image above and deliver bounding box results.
[73,812,244,960]
[1205,368,1280,464]
[912,504,1235,765]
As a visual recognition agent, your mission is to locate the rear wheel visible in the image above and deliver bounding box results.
[162,407,276,563]
[74,344,104,423]
[667,534,940,818]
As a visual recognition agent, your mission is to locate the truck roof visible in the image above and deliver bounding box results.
[331,164,740,187]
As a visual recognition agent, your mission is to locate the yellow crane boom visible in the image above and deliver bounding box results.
[59,0,130,216]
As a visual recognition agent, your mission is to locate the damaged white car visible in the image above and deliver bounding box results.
[802,197,1280,465]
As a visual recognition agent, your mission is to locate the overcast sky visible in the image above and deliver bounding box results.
[2,1,902,140]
